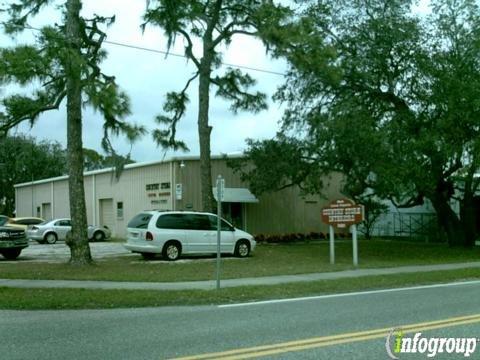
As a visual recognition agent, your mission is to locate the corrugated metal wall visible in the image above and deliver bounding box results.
[16,186,33,216]
[174,159,244,211]
[174,159,345,236]
[15,159,346,238]
[92,163,172,236]
[245,173,344,235]
[15,162,172,237]
[53,180,69,218]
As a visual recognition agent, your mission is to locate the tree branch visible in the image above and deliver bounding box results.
[177,28,201,68]
[389,193,424,208]
[0,90,66,134]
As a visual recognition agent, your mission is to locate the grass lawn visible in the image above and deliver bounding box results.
[1,268,479,310]
[0,239,479,282]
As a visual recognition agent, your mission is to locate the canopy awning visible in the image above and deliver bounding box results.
[212,187,259,203]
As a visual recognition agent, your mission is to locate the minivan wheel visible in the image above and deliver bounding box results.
[235,240,250,258]
[163,241,181,261]
[45,233,57,244]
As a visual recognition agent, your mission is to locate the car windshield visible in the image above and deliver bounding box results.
[0,216,9,226]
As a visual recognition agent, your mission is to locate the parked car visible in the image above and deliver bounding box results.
[6,217,45,230]
[27,218,111,244]
[0,226,28,260]
[124,211,256,261]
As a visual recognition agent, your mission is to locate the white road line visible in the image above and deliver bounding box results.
[218,279,480,308]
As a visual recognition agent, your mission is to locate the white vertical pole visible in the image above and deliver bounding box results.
[216,175,223,290]
[352,224,358,266]
[92,174,96,226]
[329,225,335,265]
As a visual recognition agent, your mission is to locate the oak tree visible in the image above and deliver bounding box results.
[237,0,480,246]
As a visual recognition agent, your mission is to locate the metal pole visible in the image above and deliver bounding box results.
[216,175,223,290]
[352,224,358,266]
[31,142,34,217]
[329,225,335,265]
[31,173,34,217]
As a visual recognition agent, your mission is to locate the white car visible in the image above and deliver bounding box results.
[124,211,256,260]
[27,218,111,244]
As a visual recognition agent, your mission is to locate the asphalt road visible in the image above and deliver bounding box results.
[1,281,480,359]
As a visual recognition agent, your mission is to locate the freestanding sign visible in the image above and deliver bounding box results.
[321,199,364,266]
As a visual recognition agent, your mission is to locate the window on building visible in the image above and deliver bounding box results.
[36,207,41,218]
[146,183,159,191]
[117,202,124,219]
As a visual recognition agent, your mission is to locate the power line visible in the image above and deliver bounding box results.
[16,25,286,77]
[103,40,286,76]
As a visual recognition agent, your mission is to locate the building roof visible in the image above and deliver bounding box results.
[14,153,244,188]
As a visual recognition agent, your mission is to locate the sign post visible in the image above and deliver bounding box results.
[329,225,335,265]
[216,175,225,290]
[321,199,364,266]
[352,224,358,266]
[175,183,182,200]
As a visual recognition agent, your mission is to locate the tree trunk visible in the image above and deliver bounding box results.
[460,190,476,248]
[197,44,215,213]
[430,193,466,247]
[65,0,92,264]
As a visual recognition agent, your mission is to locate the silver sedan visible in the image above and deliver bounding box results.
[27,218,111,244]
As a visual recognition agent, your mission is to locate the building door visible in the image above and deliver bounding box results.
[221,203,244,230]
[99,198,114,232]
[42,203,52,220]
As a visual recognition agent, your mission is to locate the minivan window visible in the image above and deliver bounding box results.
[128,213,153,229]
[156,214,189,229]
[185,214,211,231]
[156,214,211,230]
[208,215,234,231]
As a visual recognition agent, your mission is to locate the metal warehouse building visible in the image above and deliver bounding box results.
[14,155,343,237]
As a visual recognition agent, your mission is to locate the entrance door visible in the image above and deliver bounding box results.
[221,203,244,230]
[99,198,114,232]
[42,203,52,220]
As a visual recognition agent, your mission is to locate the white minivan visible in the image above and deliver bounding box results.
[124,211,256,260]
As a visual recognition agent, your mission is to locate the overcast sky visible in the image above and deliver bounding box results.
[2,0,430,163]
[2,0,287,162]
